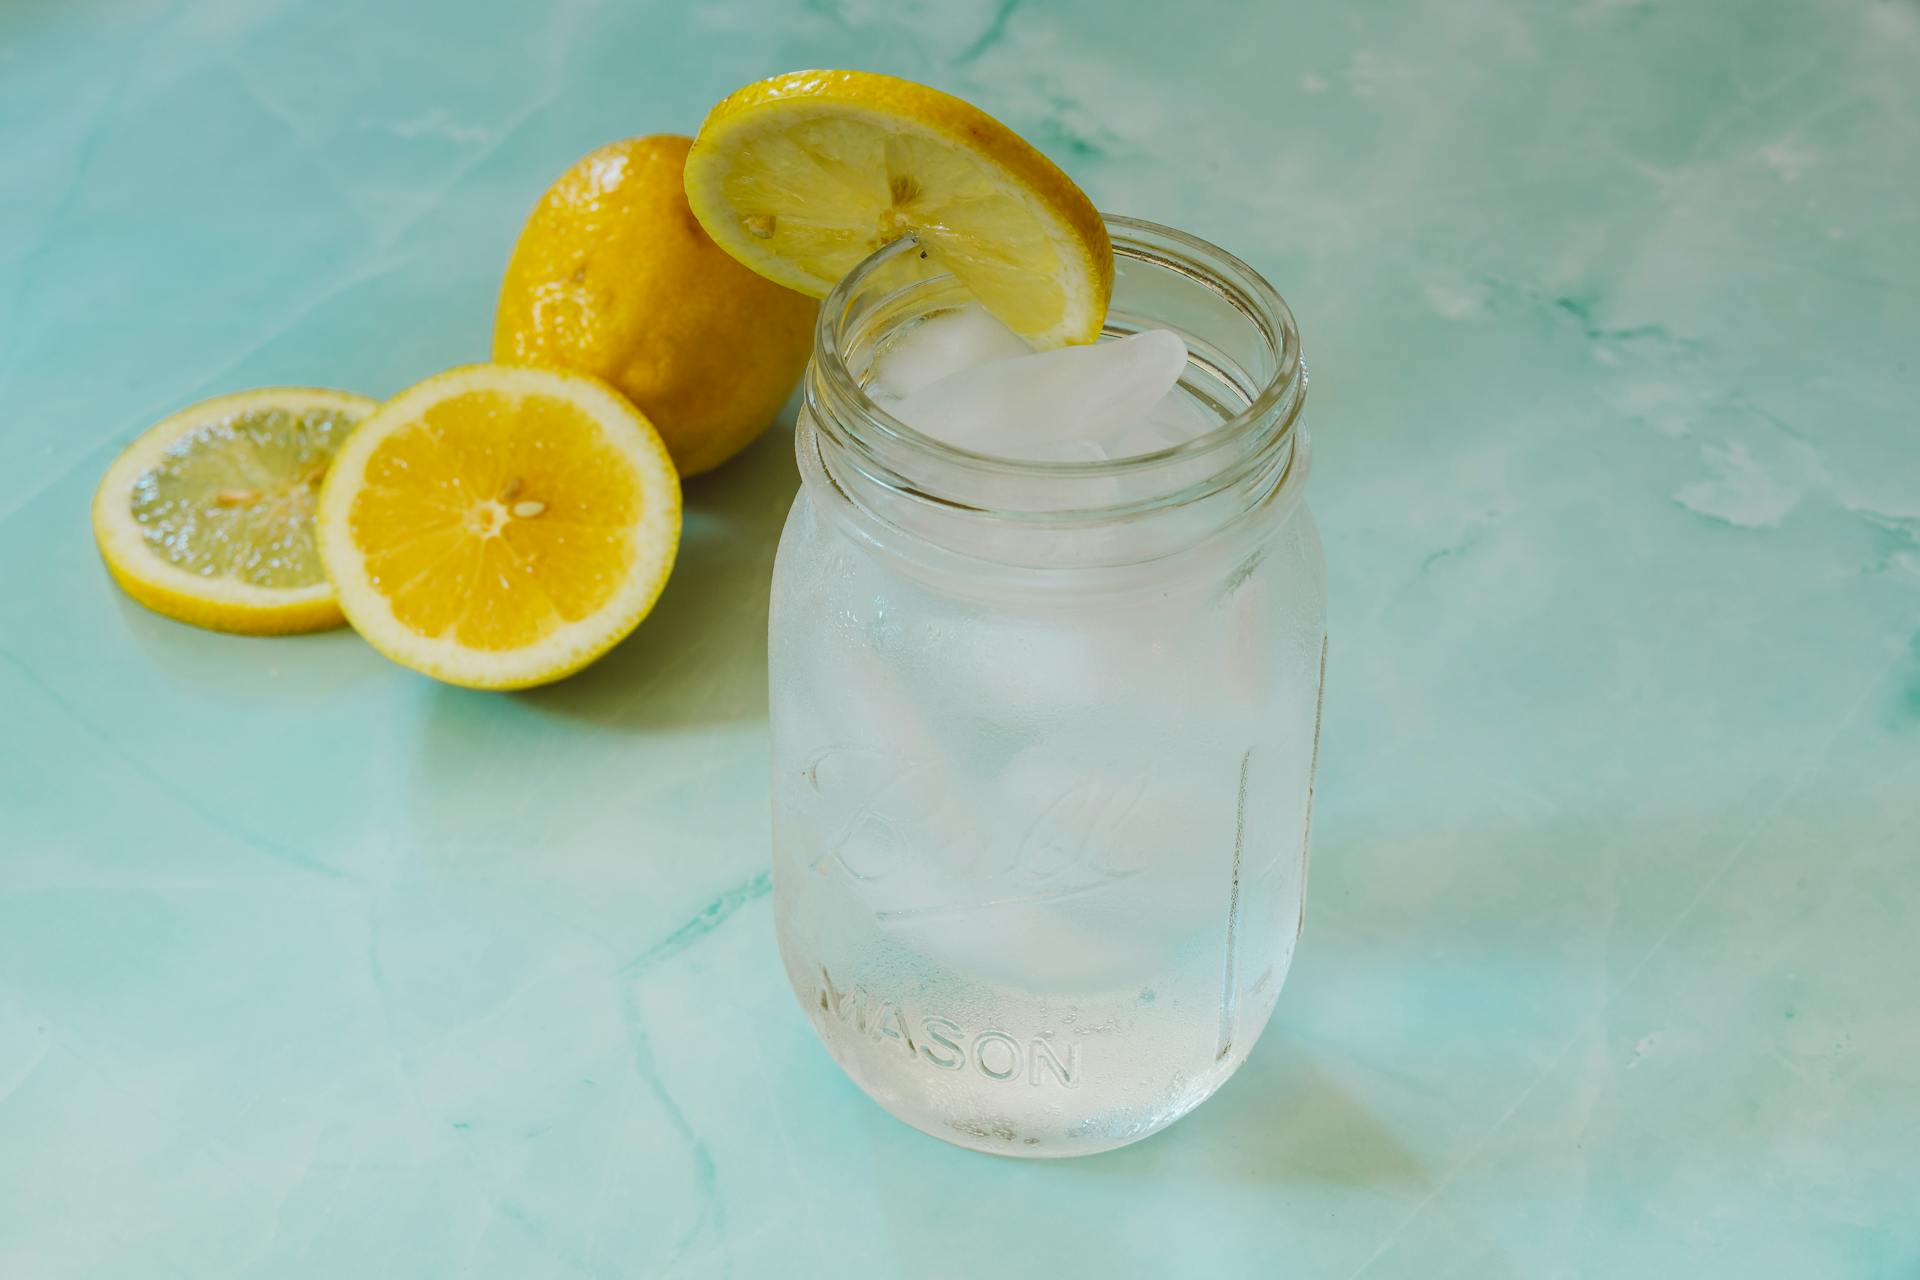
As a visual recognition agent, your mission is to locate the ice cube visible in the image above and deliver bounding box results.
[867,303,1034,402]
[885,329,1189,463]
[1104,383,1220,459]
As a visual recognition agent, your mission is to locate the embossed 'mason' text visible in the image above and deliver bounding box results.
[814,966,1079,1088]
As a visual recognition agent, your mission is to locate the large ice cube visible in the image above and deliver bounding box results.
[1103,383,1221,459]
[867,304,1034,402]
[884,329,1190,463]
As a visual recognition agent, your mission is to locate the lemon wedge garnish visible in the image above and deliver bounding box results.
[685,70,1112,349]
[315,365,680,690]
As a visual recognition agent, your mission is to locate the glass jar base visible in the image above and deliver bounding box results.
[859,1080,1227,1160]
[800,995,1262,1159]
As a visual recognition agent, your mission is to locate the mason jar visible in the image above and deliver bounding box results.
[768,216,1324,1157]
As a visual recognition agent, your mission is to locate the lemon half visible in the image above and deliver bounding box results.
[92,387,376,634]
[315,365,681,691]
[685,70,1112,349]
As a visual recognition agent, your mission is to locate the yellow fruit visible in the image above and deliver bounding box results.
[493,134,817,478]
[92,387,376,635]
[315,365,681,690]
[685,69,1113,350]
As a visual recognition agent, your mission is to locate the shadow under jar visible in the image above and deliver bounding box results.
[768,216,1325,1157]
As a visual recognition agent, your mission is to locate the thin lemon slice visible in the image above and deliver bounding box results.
[685,69,1112,350]
[315,364,680,691]
[92,387,376,634]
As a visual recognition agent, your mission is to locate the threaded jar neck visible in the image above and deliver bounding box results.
[801,215,1308,575]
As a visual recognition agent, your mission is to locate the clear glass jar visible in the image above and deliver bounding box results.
[768,216,1324,1157]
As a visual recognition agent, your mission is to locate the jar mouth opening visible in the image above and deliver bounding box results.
[809,214,1306,489]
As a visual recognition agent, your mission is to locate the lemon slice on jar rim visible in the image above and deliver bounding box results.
[685,69,1113,350]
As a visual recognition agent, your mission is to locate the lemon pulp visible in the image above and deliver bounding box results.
[130,405,353,589]
[347,389,645,651]
[93,388,376,634]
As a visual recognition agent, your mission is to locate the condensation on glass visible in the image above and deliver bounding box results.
[768,217,1325,1156]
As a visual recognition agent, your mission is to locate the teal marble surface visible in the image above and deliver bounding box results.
[3,0,1917,1275]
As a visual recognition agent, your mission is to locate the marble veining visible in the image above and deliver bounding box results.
[1,0,1916,1275]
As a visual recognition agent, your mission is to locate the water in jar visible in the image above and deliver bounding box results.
[769,304,1325,1156]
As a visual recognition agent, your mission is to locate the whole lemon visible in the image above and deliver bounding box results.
[493,135,818,477]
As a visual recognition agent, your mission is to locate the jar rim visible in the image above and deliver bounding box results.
[808,214,1306,489]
